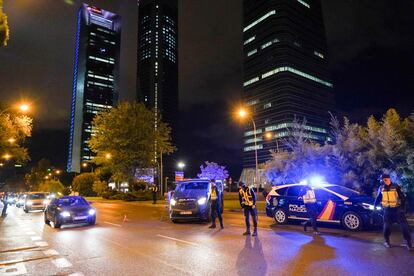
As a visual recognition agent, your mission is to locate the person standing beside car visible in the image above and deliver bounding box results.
[300,184,320,235]
[374,174,412,251]
[239,181,258,236]
[209,179,224,229]
[1,192,8,217]
[150,184,159,204]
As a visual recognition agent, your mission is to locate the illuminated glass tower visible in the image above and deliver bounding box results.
[137,0,178,137]
[242,0,334,170]
[67,3,121,173]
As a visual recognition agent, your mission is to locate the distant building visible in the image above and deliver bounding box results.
[137,0,178,179]
[67,3,121,173]
[241,0,334,174]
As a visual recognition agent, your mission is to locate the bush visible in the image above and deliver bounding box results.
[72,173,98,196]
[102,189,120,199]
[38,180,65,194]
[93,180,108,196]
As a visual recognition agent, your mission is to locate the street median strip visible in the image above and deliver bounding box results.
[0,246,39,254]
[104,221,122,227]
[156,234,199,247]
[0,256,51,266]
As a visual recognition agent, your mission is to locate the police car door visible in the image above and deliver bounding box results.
[286,186,307,219]
[314,189,341,222]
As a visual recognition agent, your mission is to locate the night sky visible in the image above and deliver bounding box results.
[1,0,414,177]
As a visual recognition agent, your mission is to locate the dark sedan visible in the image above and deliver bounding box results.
[44,196,96,228]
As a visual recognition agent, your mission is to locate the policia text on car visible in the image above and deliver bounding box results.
[374,174,412,251]
[239,181,258,236]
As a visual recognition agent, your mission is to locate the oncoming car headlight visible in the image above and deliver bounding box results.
[26,201,33,206]
[197,197,207,205]
[170,198,177,206]
[88,209,96,215]
[43,200,49,205]
[60,211,71,217]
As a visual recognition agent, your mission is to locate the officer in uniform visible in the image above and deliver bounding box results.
[374,174,412,251]
[300,184,320,235]
[239,181,258,236]
[150,184,159,204]
[209,179,224,229]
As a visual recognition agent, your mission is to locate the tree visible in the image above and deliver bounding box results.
[88,102,175,183]
[198,161,229,181]
[0,0,9,46]
[72,173,98,196]
[24,159,51,191]
[92,180,107,196]
[0,107,32,164]
[38,180,65,194]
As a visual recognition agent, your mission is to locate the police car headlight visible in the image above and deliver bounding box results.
[197,197,207,205]
[88,209,96,216]
[60,211,71,217]
[170,198,177,206]
[362,203,379,210]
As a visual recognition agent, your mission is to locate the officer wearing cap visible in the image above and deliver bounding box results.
[374,173,412,251]
[239,181,258,236]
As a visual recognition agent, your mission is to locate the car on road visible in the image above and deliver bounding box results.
[265,183,383,231]
[169,179,223,223]
[23,192,50,212]
[44,196,96,228]
[16,194,27,208]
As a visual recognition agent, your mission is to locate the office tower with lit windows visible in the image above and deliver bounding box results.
[241,0,334,171]
[137,0,178,138]
[67,3,121,173]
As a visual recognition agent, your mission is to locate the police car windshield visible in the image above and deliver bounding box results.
[326,186,359,197]
[54,197,88,207]
[177,182,208,191]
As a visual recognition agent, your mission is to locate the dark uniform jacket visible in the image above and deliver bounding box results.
[238,186,256,208]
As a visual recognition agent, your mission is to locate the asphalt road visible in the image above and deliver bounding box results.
[1,201,413,276]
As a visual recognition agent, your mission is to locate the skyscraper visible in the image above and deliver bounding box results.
[241,0,334,171]
[137,0,178,178]
[67,3,121,173]
[137,0,178,137]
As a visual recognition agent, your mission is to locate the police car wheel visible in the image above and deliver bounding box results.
[342,211,363,231]
[274,209,287,224]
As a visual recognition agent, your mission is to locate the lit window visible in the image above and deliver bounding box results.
[263,102,272,109]
[243,145,263,152]
[314,50,324,59]
[297,0,310,8]
[243,10,276,32]
[246,99,259,106]
[247,49,257,57]
[261,38,279,49]
[261,66,333,87]
[244,129,262,137]
[243,77,260,87]
[244,36,256,45]
[244,137,263,144]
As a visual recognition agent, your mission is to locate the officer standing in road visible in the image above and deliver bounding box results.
[1,192,8,217]
[239,181,258,236]
[209,179,224,229]
[150,184,159,204]
[300,183,320,235]
[374,174,412,251]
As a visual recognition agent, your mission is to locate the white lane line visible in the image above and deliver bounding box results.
[52,258,72,268]
[68,273,85,276]
[156,234,199,247]
[35,241,48,247]
[25,231,36,235]
[0,262,27,275]
[30,236,41,241]
[104,221,122,227]
[43,249,59,256]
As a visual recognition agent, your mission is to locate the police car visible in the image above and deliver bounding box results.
[265,182,383,231]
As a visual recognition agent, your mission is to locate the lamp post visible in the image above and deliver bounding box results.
[265,132,279,152]
[237,108,259,194]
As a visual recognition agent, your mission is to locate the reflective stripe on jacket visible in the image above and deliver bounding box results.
[240,187,254,207]
[303,189,316,204]
[381,187,400,208]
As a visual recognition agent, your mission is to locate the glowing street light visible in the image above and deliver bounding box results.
[264,132,279,152]
[3,154,11,160]
[19,103,30,113]
[105,153,112,159]
[177,162,185,170]
[235,107,259,193]
[55,170,61,175]
[8,138,16,144]
[82,162,88,168]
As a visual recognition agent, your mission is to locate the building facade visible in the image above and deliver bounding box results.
[67,3,121,173]
[137,0,178,179]
[242,0,334,170]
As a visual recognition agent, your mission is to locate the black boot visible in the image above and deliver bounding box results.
[209,224,216,229]
[302,222,307,232]
[383,241,391,248]
[252,228,258,236]
[220,222,224,229]
[243,228,251,235]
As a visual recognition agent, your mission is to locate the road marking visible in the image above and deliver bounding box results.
[0,262,27,275]
[30,236,41,241]
[52,258,72,268]
[0,256,50,266]
[43,249,59,256]
[25,231,36,235]
[0,246,39,253]
[68,273,85,276]
[156,234,199,247]
[104,221,122,227]
[35,241,48,247]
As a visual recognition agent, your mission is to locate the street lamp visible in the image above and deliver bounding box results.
[105,153,112,160]
[3,154,11,160]
[177,162,185,170]
[19,103,30,113]
[236,107,259,194]
[7,138,15,144]
[264,132,279,153]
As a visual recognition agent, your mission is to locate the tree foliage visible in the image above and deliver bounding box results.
[92,180,107,196]
[25,159,51,191]
[0,0,9,47]
[198,161,229,181]
[72,173,97,196]
[88,102,175,182]
[0,107,32,163]
[265,109,414,198]
[38,179,65,194]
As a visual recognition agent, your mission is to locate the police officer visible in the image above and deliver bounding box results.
[374,174,412,251]
[150,184,159,204]
[300,184,320,235]
[239,181,258,236]
[209,179,224,229]
[1,192,8,217]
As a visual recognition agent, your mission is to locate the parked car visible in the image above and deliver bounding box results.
[265,183,383,231]
[44,196,96,229]
[23,192,50,212]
